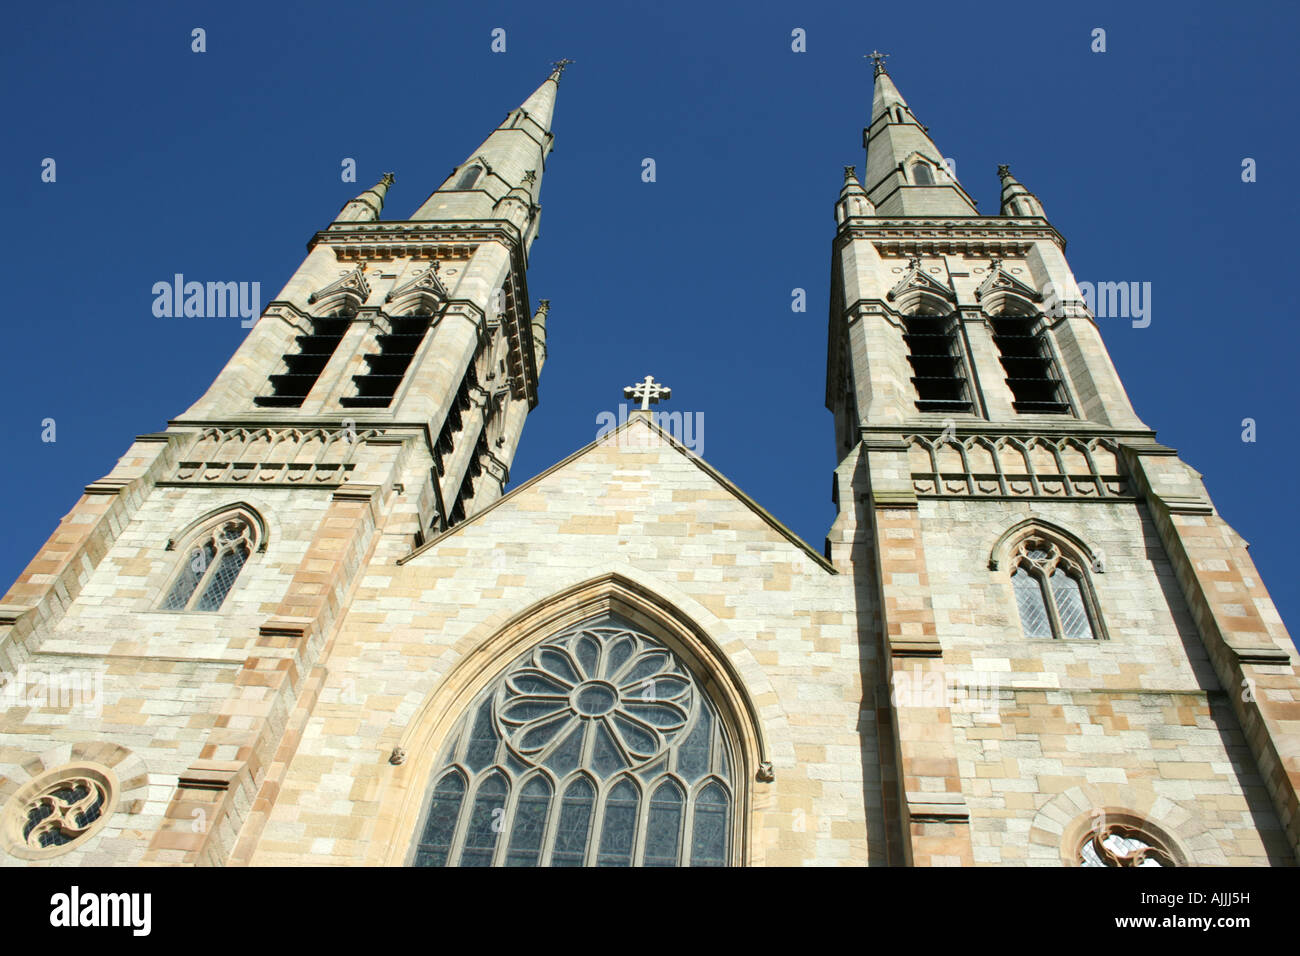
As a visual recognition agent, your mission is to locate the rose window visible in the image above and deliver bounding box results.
[414,614,734,867]
[496,626,693,770]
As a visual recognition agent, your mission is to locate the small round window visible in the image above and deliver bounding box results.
[2,763,119,860]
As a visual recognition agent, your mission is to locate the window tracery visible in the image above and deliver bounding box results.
[1008,535,1101,640]
[413,614,734,867]
[161,514,256,611]
[1079,823,1173,867]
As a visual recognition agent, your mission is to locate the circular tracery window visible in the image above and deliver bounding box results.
[496,624,694,768]
[2,763,119,860]
[1079,823,1174,867]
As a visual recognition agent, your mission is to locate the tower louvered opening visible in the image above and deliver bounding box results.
[255,314,351,408]
[903,315,971,413]
[990,314,1070,414]
[341,314,433,408]
[433,364,482,477]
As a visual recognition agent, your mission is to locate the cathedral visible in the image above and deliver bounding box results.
[1,58,1296,868]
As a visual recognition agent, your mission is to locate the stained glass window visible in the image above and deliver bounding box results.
[413,614,735,866]
[161,517,255,612]
[1079,824,1172,867]
[1009,536,1100,641]
[1012,566,1052,639]
[19,775,108,851]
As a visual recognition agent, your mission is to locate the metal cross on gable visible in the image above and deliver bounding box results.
[623,375,671,411]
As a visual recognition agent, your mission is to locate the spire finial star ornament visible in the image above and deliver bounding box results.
[866,49,889,76]
[623,375,671,411]
[551,57,575,79]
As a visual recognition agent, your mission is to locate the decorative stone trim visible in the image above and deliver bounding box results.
[257,617,311,640]
[908,433,1128,499]
[891,640,943,658]
[306,266,370,306]
[170,426,380,486]
[84,478,133,496]
[906,791,970,824]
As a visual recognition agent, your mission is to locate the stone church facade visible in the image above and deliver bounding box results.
[1,61,1296,867]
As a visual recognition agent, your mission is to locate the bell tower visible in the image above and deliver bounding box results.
[0,64,567,867]
[181,62,568,531]
[826,57,1299,866]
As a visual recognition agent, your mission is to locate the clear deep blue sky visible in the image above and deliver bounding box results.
[2,0,1296,640]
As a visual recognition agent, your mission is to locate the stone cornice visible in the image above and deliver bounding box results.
[861,423,1160,443]
[835,216,1066,255]
[307,220,523,256]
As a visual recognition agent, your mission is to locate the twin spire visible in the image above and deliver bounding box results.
[336,59,1045,231]
[331,63,570,227]
[857,54,1045,221]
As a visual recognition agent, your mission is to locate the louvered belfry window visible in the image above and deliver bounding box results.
[413,614,735,867]
[989,313,1071,414]
[341,312,433,408]
[903,314,972,413]
[255,307,354,408]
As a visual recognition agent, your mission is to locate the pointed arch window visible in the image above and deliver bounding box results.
[454,165,483,190]
[1008,536,1102,640]
[160,515,257,612]
[412,613,736,867]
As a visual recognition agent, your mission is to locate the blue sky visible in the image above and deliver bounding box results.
[2,0,1296,640]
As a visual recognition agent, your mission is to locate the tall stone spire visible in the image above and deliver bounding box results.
[410,65,565,225]
[997,164,1047,218]
[862,61,977,216]
[334,172,394,223]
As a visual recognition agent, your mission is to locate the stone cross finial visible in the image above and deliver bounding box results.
[866,50,889,75]
[380,172,395,187]
[997,164,1011,178]
[623,375,671,411]
[844,165,857,182]
[522,169,537,185]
